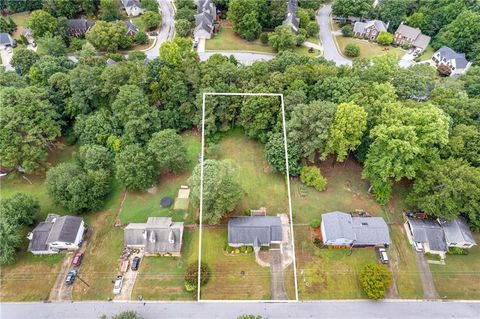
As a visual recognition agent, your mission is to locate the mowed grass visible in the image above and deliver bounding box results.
[430,233,480,299]
[200,228,271,300]
[120,133,201,225]
[294,226,377,299]
[335,35,404,60]
[132,229,199,300]
[213,130,289,215]
[419,45,434,61]
[206,21,275,54]
[292,46,321,57]
[7,12,31,27]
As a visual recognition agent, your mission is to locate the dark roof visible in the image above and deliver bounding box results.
[439,217,476,245]
[228,216,283,246]
[46,216,83,244]
[122,0,141,8]
[27,222,53,252]
[407,218,447,252]
[0,32,13,45]
[283,0,300,33]
[66,18,95,31]
[435,46,469,69]
[124,19,139,35]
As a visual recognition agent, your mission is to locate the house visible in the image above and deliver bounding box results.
[228,216,283,252]
[124,217,184,256]
[124,19,139,36]
[121,0,143,17]
[405,217,476,257]
[194,0,216,39]
[0,32,14,48]
[431,46,471,76]
[283,0,300,34]
[353,20,388,40]
[394,23,431,52]
[321,212,391,247]
[22,28,34,44]
[27,214,85,255]
[66,18,95,37]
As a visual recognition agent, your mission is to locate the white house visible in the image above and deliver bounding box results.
[27,214,85,254]
[121,0,143,17]
[431,46,471,76]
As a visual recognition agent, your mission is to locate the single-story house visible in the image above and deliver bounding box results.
[353,20,388,40]
[321,212,391,247]
[228,216,283,252]
[66,18,95,37]
[194,0,216,39]
[27,214,85,254]
[394,23,431,52]
[283,0,300,34]
[124,19,139,36]
[405,217,476,257]
[0,32,14,48]
[121,0,143,17]
[431,46,471,76]
[124,217,184,256]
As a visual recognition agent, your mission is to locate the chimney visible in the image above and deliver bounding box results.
[26,232,33,240]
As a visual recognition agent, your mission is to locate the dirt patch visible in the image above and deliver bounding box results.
[48,252,73,301]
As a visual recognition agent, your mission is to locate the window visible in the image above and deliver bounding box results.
[463,244,471,247]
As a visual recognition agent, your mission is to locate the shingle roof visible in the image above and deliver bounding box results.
[439,217,476,246]
[322,212,356,241]
[228,216,283,246]
[66,18,95,31]
[122,0,141,8]
[46,216,83,244]
[124,19,139,35]
[27,222,53,252]
[353,22,367,34]
[412,33,430,50]
[435,46,469,69]
[0,32,13,45]
[395,24,421,39]
[407,218,447,252]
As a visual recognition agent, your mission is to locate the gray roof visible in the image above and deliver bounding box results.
[439,217,476,246]
[46,216,83,244]
[27,222,53,252]
[124,19,139,35]
[283,12,300,33]
[0,32,13,45]
[395,24,421,39]
[287,0,298,13]
[106,58,118,66]
[228,216,283,247]
[198,0,216,15]
[124,217,184,253]
[195,0,216,35]
[66,18,95,31]
[412,33,430,50]
[435,46,469,69]
[122,0,141,9]
[407,218,447,252]
[322,212,391,246]
[354,20,387,34]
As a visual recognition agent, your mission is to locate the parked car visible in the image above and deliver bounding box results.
[378,247,389,264]
[113,275,123,295]
[65,269,78,285]
[131,256,141,271]
[72,252,84,267]
[193,37,199,49]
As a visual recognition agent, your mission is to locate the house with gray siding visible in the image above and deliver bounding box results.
[228,216,283,252]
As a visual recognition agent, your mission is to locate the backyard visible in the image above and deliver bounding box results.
[335,35,404,59]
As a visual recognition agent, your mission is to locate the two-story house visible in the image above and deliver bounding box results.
[353,20,388,40]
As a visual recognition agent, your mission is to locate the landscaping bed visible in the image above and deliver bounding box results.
[335,35,404,59]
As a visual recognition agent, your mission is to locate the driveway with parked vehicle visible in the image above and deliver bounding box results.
[113,250,144,301]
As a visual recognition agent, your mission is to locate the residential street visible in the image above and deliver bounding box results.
[2,301,480,319]
[144,0,175,59]
[316,4,352,66]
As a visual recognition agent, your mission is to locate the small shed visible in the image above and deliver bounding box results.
[174,186,190,210]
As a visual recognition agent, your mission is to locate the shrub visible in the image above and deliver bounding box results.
[360,264,391,300]
[447,247,469,255]
[341,25,353,37]
[376,31,393,45]
[306,21,319,37]
[235,248,240,254]
[240,246,247,253]
[310,218,321,228]
[300,166,327,191]
[313,237,322,246]
[226,245,234,253]
[134,31,148,44]
[246,246,253,253]
[344,43,360,57]
[184,261,211,288]
[402,43,412,50]
[184,282,196,292]
[260,32,269,44]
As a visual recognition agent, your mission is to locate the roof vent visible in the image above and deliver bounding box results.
[361,222,369,226]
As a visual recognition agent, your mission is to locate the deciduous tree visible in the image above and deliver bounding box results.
[268,25,296,52]
[147,129,189,173]
[115,144,157,190]
[28,10,58,38]
[360,264,391,300]
[265,133,302,176]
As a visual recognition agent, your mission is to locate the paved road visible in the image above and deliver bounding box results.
[414,251,440,300]
[198,51,275,65]
[2,301,480,319]
[316,4,352,66]
[145,0,175,59]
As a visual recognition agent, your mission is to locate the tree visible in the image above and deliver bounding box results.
[332,0,373,18]
[360,264,391,300]
[10,48,39,76]
[159,41,182,66]
[99,0,121,21]
[297,8,310,29]
[391,64,436,100]
[265,133,302,176]
[268,25,296,52]
[461,66,480,98]
[341,25,353,37]
[134,31,148,44]
[175,19,192,37]
[375,0,413,31]
[43,0,80,18]
[323,102,367,162]
[115,144,157,190]
[77,144,113,172]
[175,7,196,23]
[306,21,319,37]
[300,166,327,191]
[86,20,132,52]
[141,0,159,12]
[28,10,58,38]
[147,130,189,173]
[67,64,102,117]
[344,43,360,57]
[228,0,262,41]
[0,218,21,265]
[298,0,322,10]
[376,32,393,45]
[445,124,480,167]
[0,86,62,173]
[46,163,111,213]
[405,12,424,28]
[0,193,39,226]
[239,93,280,143]
[37,34,68,57]
[188,160,243,225]
[74,111,115,146]
[142,10,162,31]
[236,11,262,41]
[408,158,480,229]
[184,261,210,291]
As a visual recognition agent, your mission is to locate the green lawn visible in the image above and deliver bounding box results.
[200,228,271,300]
[212,129,289,215]
[419,45,434,61]
[430,233,480,299]
[292,46,321,57]
[7,12,31,27]
[335,35,404,60]
[132,229,199,300]
[206,21,275,54]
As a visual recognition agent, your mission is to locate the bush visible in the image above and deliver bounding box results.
[360,264,391,300]
[447,247,469,255]
[235,248,240,254]
[70,37,86,51]
[341,25,353,37]
[313,237,322,246]
[246,246,253,253]
[306,21,319,37]
[376,31,393,45]
[402,43,412,50]
[300,166,327,191]
[240,246,247,253]
[134,31,148,44]
[184,261,211,288]
[175,19,192,37]
[142,11,162,31]
[344,43,360,57]
[310,218,321,228]
[226,245,234,253]
[259,32,269,44]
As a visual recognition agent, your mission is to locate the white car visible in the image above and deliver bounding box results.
[378,248,389,264]
[113,275,123,295]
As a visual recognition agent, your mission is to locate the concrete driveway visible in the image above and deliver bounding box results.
[316,4,352,66]
[399,52,416,68]
[144,0,175,59]
[0,47,13,70]
[269,246,288,300]
[414,250,439,300]
[114,251,144,301]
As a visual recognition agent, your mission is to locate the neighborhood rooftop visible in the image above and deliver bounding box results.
[407,218,448,252]
[435,46,469,69]
[439,217,476,246]
[228,216,283,248]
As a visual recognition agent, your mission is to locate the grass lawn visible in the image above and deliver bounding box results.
[292,46,321,57]
[211,129,289,215]
[132,38,154,51]
[430,233,480,299]
[206,21,275,54]
[306,36,319,44]
[295,226,377,299]
[419,45,434,61]
[120,133,201,225]
[200,228,271,300]
[132,229,199,300]
[7,12,31,27]
[335,35,404,60]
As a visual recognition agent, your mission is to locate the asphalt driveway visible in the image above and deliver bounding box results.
[414,251,439,300]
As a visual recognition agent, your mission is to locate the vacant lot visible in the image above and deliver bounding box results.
[212,130,289,216]
[430,233,480,299]
[132,229,199,300]
[200,228,271,300]
[335,36,404,59]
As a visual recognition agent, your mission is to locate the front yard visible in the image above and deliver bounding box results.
[335,35,404,59]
